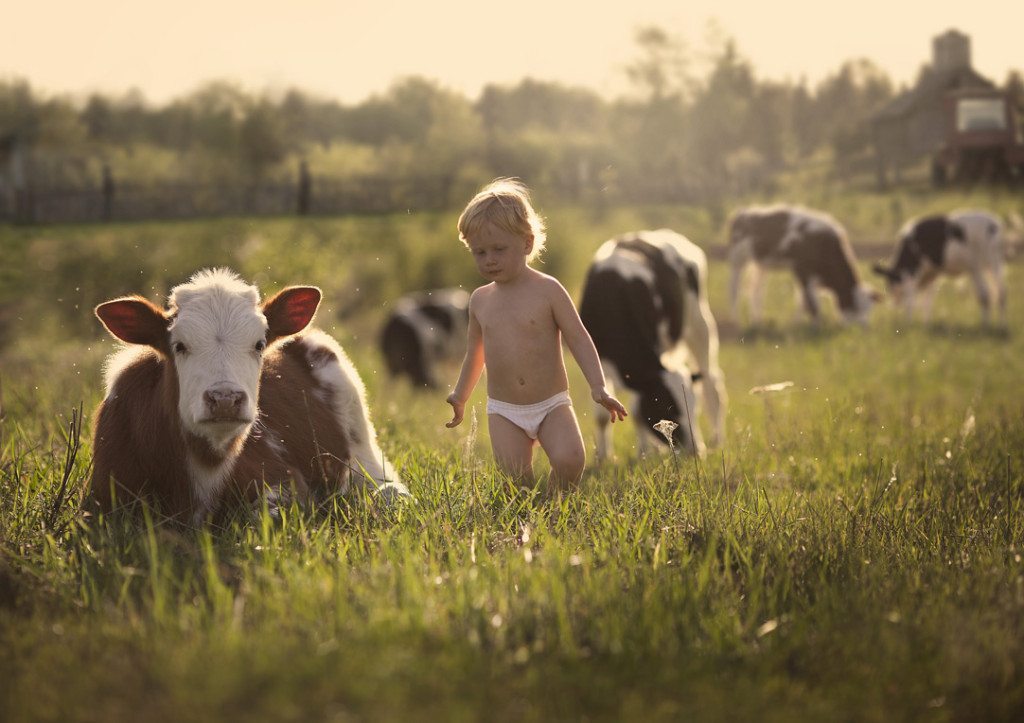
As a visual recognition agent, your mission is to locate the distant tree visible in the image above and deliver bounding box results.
[476,79,610,193]
[625,26,693,102]
[343,77,470,147]
[238,101,287,180]
[790,81,817,156]
[685,40,760,200]
[477,79,606,134]
[0,80,38,143]
[277,89,347,149]
[816,60,894,172]
[182,81,249,154]
[82,94,113,141]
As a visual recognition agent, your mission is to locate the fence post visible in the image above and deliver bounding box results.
[297,160,311,215]
[102,164,115,221]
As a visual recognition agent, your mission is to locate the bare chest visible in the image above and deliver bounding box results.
[478,294,556,341]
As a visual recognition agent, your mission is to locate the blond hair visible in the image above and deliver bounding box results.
[457,178,547,263]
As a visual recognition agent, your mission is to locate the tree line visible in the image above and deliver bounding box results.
[3,28,1022,212]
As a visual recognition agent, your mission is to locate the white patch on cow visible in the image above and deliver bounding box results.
[299,330,409,497]
[942,238,972,274]
[103,346,155,395]
[592,239,656,284]
[951,209,1004,269]
[186,456,234,524]
[167,269,268,451]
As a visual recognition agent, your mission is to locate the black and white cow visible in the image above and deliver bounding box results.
[379,289,469,388]
[579,229,727,458]
[872,209,1006,323]
[728,205,878,325]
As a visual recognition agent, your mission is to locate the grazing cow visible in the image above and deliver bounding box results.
[872,209,1006,323]
[379,288,469,388]
[579,229,727,458]
[728,205,878,325]
[90,268,408,524]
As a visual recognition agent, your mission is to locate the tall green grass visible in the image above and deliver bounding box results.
[1,203,1022,721]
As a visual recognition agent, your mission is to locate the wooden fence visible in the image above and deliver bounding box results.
[0,171,460,225]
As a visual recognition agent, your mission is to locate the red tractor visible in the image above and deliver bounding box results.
[932,88,1024,185]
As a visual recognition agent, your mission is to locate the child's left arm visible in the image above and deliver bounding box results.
[549,281,628,422]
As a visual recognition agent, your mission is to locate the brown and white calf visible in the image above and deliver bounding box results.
[728,205,878,325]
[90,268,408,524]
[579,229,727,458]
[872,209,1007,323]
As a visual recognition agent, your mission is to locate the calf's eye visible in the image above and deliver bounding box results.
[255,340,267,353]
[173,341,188,355]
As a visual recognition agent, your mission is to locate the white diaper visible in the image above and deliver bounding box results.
[486,391,572,440]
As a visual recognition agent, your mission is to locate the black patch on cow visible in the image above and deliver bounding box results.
[685,266,699,296]
[379,313,433,387]
[580,265,664,385]
[417,302,457,333]
[892,215,964,278]
[615,235,686,344]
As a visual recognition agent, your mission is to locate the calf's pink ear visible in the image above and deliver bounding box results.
[95,296,170,348]
[263,286,322,341]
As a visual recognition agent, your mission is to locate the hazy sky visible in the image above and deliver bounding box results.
[3,0,1019,104]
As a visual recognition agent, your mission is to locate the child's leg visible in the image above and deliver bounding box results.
[536,405,586,490]
[487,413,535,485]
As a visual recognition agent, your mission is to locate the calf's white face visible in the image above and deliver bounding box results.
[96,268,322,453]
[169,283,268,447]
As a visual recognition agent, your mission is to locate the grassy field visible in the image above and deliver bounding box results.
[1,193,1023,721]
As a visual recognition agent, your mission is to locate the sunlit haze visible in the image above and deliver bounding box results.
[3,0,1019,104]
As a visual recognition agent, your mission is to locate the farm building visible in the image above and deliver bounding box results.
[871,29,996,185]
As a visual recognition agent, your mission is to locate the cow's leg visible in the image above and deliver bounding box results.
[728,242,752,323]
[798,276,820,321]
[915,273,940,323]
[994,262,1007,324]
[909,268,937,321]
[683,300,727,448]
[900,278,918,320]
[970,267,993,323]
[749,265,768,324]
[634,410,654,457]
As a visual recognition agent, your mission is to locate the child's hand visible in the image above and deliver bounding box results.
[446,393,465,428]
[592,388,628,423]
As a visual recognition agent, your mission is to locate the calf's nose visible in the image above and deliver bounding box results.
[203,386,247,419]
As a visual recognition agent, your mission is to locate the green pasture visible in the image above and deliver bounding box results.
[1,193,1022,721]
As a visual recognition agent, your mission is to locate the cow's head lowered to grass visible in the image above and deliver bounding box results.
[95,269,321,451]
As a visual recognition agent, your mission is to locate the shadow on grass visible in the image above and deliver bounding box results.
[719,319,847,345]
[920,321,1012,341]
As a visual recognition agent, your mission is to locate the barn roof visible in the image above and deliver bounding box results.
[873,66,995,122]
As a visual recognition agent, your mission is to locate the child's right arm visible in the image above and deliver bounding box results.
[446,304,484,428]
